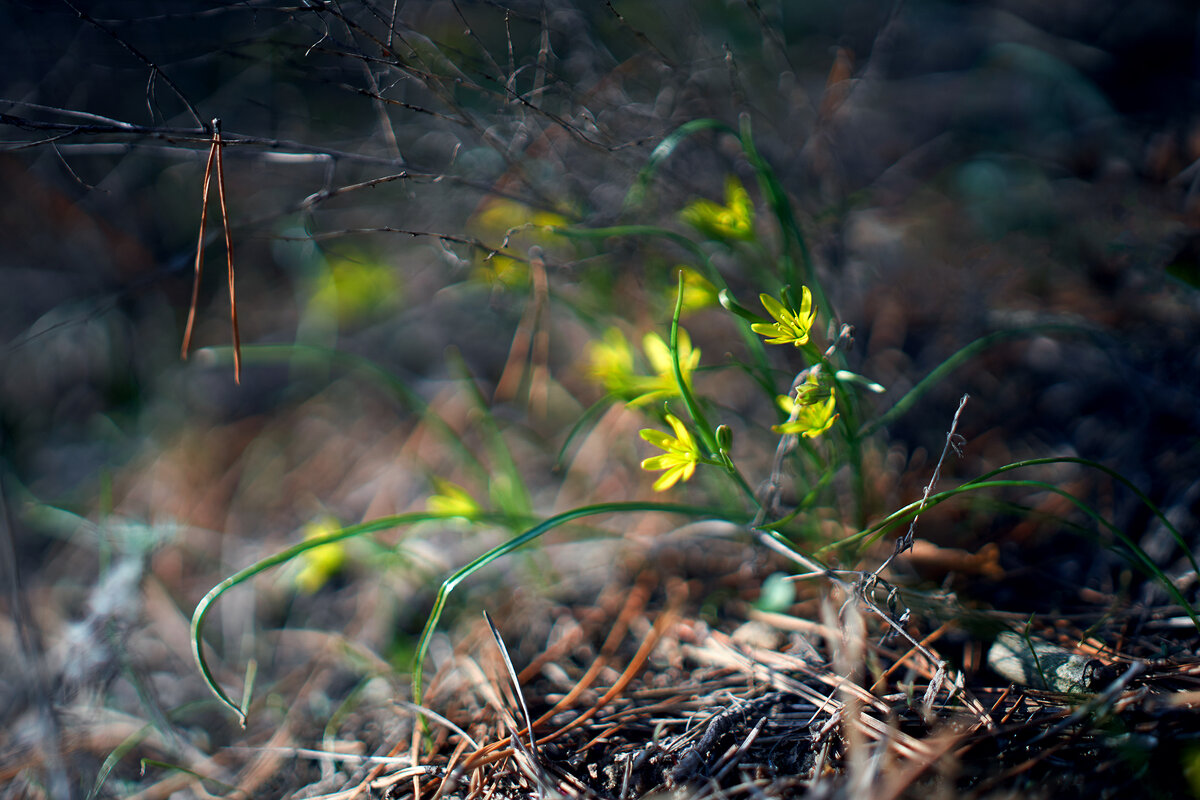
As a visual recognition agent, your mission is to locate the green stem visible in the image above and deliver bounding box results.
[411,501,747,704]
[670,270,718,456]
[816,476,1199,631]
[191,511,512,724]
[861,324,1099,437]
[668,272,758,507]
[738,115,825,320]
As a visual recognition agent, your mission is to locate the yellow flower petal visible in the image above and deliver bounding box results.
[652,467,684,492]
[638,413,703,491]
[641,454,675,470]
[666,413,694,445]
[639,429,676,449]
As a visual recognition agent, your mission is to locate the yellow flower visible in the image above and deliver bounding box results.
[751,286,816,347]
[587,327,639,396]
[426,478,481,520]
[585,327,701,407]
[309,251,401,324]
[773,388,838,438]
[294,518,347,594]
[640,413,703,491]
[681,176,756,242]
[628,329,700,407]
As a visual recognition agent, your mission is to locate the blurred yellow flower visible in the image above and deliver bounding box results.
[773,386,838,438]
[585,327,701,407]
[752,286,816,347]
[587,327,639,396]
[634,329,699,405]
[426,478,481,520]
[309,252,401,323]
[640,413,702,491]
[474,254,528,288]
[294,518,347,594]
[680,176,755,242]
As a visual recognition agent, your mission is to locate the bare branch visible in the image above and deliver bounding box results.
[59,0,205,128]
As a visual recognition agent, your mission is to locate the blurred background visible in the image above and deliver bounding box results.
[2,0,1199,796]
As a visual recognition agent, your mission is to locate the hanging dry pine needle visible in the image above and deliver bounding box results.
[181,118,242,383]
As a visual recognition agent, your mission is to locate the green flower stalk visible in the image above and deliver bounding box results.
[752,286,816,347]
[674,267,720,314]
[640,413,703,491]
[637,329,700,406]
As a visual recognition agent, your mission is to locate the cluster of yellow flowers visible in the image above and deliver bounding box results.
[584,176,846,492]
[592,292,835,492]
[636,369,838,492]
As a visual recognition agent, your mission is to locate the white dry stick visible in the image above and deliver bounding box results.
[483,611,539,762]
[877,393,969,576]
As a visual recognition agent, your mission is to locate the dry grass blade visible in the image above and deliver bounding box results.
[180,118,241,383]
[493,249,550,415]
[179,123,217,365]
[877,392,969,573]
[483,611,539,760]
[457,599,681,776]
[536,594,683,747]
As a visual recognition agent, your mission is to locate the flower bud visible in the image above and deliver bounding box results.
[715,424,733,452]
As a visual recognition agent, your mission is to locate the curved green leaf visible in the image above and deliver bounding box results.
[410,501,745,703]
[624,118,736,210]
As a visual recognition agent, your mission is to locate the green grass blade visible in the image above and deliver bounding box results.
[737,116,817,309]
[965,456,1200,580]
[624,118,736,210]
[89,724,152,800]
[554,393,619,471]
[190,511,509,724]
[819,475,1199,630]
[411,501,744,704]
[860,324,1098,437]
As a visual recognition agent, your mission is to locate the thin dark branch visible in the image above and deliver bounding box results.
[59,0,205,128]
[275,227,513,261]
[604,1,676,69]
